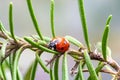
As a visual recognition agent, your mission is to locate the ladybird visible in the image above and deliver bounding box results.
[48,37,70,53]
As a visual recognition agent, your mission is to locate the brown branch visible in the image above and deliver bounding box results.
[107,58,120,71]
[0,31,8,39]
[74,69,117,75]
[68,49,120,73]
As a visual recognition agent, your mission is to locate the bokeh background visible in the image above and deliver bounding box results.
[0,0,120,80]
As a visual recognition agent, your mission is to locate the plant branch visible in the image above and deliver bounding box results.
[0,31,120,79]
[74,69,117,75]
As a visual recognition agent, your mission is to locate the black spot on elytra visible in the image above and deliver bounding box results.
[60,47,64,50]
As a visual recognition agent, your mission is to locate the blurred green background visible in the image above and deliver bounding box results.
[0,0,120,80]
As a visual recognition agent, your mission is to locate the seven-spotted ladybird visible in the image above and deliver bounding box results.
[48,37,70,53]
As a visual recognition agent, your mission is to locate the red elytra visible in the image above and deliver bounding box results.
[48,37,70,53]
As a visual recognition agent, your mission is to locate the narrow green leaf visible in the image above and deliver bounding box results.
[30,59,38,80]
[12,47,23,80]
[9,54,14,80]
[75,61,84,80]
[17,68,23,80]
[88,62,105,80]
[83,50,98,80]
[102,25,110,60]
[2,60,8,68]
[37,41,46,46]
[54,58,59,80]
[0,64,7,80]
[50,68,54,80]
[33,35,51,42]
[65,36,83,47]
[35,53,49,73]
[95,62,105,75]
[24,36,47,45]
[50,0,56,38]
[62,53,69,80]
[106,15,112,25]
[9,2,17,42]
[0,42,7,80]
[24,37,59,54]
[78,61,84,80]
[78,0,90,51]
[0,41,7,63]
[26,0,43,40]
[0,65,4,80]
[24,63,33,80]
[0,21,11,39]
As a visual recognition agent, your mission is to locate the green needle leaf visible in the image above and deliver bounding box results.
[0,41,8,80]
[65,36,83,47]
[35,53,49,73]
[101,15,112,60]
[102,25,110,60]
[101,15,112,61]
[0,41,7,80]
[0,41,7,63]
[24,37,59,54]
[95,62,105,75]
[0,21,11,39]
[9,2,17,42]
[24,63,33,80]
[88,62,105,80]
[0,63,7,80]
[30,59,38,80]
[54,58,59,80]
[106,15,112,25]
[17,69,23,80]
[26,0,43,40]
[78,0,90,51]
[0,67,3,79]
[35,36,51,42]
[9,54,14,80]
[50,0,56,38]
[74,61,84,80]
[50,68,55,80]
[83,50,98,80]
[0,66,3,79]
[13,47,23,80]
[62,53,69,80]
[50,68,54,80]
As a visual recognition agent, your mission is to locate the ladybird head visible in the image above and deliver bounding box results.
[48,39,58,50]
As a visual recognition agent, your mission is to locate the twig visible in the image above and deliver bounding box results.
[74,69,117,75]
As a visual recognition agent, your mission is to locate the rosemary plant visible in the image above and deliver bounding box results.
[0,0,120,80]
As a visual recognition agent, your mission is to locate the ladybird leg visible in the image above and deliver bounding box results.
[46,55,56,66]
[70,61,80,75]
[46,53,62,66]
[70,57,84,75]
